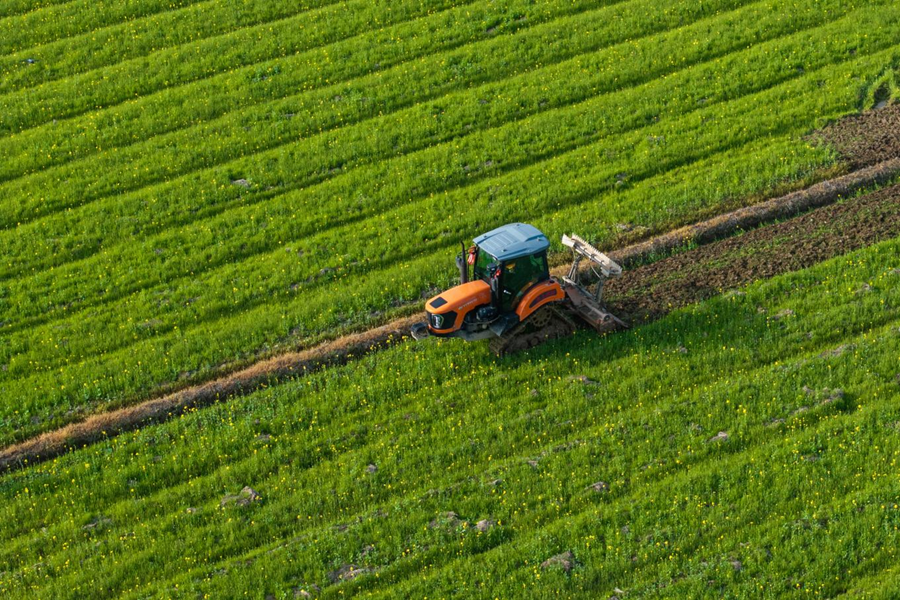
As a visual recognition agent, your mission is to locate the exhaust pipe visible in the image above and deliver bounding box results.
[456,241,469,284]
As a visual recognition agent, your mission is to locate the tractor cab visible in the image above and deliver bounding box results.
[465,223,551,311]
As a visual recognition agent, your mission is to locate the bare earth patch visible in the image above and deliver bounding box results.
[810,103,900,168]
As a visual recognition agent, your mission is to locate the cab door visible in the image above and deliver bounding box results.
[499,252,550,311]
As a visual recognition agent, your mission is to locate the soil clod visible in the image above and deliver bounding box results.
[83,515,112,531]
[541,550,576,573]
[822,388,845,404]
[476,519,496,532]
[708,431,729,443]
[327,564,369,584]
[220,486,261,508]
[820,344,855,358]
[429,511,462,529]
[589,481,610,493]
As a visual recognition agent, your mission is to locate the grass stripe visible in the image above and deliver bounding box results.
[0,0,473,135]
[0,0,687,214]
[0,0,586,183]
[0,0,208,55]
[0,0,348,94]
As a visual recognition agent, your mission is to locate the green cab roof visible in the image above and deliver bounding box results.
[473,223,549,261]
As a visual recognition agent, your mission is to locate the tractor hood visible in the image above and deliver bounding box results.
[425,280,491,333]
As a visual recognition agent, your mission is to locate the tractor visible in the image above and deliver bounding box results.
[410,223,624,355]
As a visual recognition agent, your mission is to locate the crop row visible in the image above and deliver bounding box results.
[0,0,601,185]
[0,0,725,215]
[0,236,897,597]
[0,0,635,183]
[2,1,885,317]
[0,0,75,20]
[0,42,892,442]
[0,0,351,94]
[0,0,453,132]
[0,0,210,55]
[0,0,603,137]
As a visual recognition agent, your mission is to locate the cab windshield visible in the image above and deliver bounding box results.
[473,246,497,281]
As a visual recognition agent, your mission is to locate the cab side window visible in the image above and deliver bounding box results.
[501,252,549,310]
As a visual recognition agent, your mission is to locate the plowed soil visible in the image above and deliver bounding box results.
[608,182,900,323]
[812,103,900,168]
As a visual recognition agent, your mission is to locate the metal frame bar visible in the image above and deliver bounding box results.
[561,233,622,303]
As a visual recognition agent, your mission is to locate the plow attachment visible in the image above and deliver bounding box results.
[560,233,626,332]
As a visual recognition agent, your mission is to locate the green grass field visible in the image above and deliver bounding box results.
[2,0,900,596]
[2,224,900,598]
[2,0,899,443]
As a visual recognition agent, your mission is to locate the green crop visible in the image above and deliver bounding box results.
[3,0,898,444]
[0,0,352,92]
[0,226,898,598]
[4,0,900,596]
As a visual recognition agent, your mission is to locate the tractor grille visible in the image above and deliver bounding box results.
[429,311,456,330]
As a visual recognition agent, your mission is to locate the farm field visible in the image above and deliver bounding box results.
[3,0,900,597]
[2,200,900,597]
[1,0,900,443]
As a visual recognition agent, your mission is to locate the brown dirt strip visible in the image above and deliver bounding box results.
[811,102,900,169]
[2,158,899,474]
[607,181,900,323]
[608,158,900,268]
